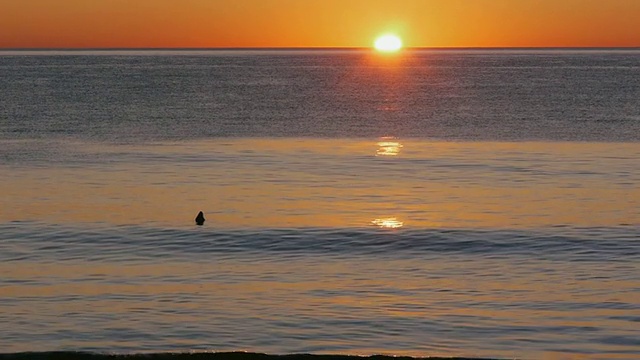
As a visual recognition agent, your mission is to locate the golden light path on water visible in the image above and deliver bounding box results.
[373,137,404,228]
[371,217,404,229]
[376,137,403,156]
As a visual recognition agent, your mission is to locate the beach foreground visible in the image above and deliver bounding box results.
[0,353,497,360]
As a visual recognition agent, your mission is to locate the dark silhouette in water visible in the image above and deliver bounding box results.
[195,211,205,225]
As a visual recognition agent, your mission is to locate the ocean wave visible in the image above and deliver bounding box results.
[0,222,637,263]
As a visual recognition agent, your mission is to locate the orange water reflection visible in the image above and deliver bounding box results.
[376,137,403,156]
[0,256,636,358]
[1,139,638,359]
[371,217,404,229]
[0,139,638,229]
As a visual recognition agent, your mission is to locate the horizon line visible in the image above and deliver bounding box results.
[2,46,640,51]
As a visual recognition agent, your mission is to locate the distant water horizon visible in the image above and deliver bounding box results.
[0,50,638,359]
[2,47,640,57]
[3,46,640,49]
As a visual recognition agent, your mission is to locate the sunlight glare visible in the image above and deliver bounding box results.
[374,35,403,52]
[376,137,403,156]
[372,218,404,229]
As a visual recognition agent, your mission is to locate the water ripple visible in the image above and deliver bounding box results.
[0,223,637,263]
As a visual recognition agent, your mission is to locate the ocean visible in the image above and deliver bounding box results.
[0,49,638,360]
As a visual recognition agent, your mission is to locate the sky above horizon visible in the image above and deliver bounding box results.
[1,0,639,48]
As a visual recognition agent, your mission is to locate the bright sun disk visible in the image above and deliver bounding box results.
[374,35,402,52]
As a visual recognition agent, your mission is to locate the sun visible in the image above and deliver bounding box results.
[374,35,403,52]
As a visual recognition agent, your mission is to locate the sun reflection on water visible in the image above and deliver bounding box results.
[376,137,403,156]
[371,217,404,229]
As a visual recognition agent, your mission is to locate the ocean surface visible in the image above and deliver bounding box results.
[0,49,639,360]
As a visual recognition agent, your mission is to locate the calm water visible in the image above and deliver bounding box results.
[0,50,639,359]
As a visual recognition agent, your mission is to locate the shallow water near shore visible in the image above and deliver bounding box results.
[1,138,638,359]
[1,50,639,359]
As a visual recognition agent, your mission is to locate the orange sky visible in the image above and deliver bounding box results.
[1,0,639,48]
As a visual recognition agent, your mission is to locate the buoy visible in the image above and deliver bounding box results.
[195,211,205,225]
